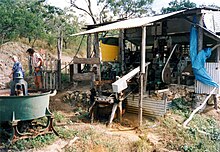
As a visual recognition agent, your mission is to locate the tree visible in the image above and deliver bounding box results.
[0,0,25,43]
[0,0,81,50]
[0,0,47,45]
[70,0,154,24]
[161,0,196,14]
[108,0,154,19]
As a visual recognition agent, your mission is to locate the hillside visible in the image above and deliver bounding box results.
[0,42,31,89]
[0,42,73,89]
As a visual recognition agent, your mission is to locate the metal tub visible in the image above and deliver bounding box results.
[0,90,52,122]
[0,90,58,142]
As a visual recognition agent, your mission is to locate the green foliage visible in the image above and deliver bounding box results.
[61,73,70,84]
[55,127,78,139]
[161,99,220,151]
[106,0,154,18]
[12,134,56,151]
[71,0,154,24]
[54,111,66,123]
[171,98,191,117]
[0,0,82,51]
[161,0,197,14]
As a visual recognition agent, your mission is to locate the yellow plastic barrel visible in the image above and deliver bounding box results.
[100,38,119,62]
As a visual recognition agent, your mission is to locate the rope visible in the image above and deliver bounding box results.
[60,35,85,71]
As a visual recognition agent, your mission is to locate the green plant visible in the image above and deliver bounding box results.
[54,111,66,123]
[55,127,78,139]
[12,134,56,151]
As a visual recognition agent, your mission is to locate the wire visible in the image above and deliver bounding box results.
[60,35,85,71]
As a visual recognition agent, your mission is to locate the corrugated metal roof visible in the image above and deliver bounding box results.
[70,10,185,36]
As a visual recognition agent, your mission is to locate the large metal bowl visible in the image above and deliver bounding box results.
[0,90,52,122]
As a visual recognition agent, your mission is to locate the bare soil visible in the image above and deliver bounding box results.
[31,84,219,152]
[1,42,220,152]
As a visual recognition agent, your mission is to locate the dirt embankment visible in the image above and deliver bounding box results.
[0,42,31,89]
[0,42,73,89]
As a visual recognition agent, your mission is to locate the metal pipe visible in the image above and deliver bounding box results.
[183,87,217,128]
[211,43,220,51]
[161,44,178,83]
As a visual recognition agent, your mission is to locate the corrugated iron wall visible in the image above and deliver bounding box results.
[127,94,169,117]
[214,12,220,33]
[195,63,220,94]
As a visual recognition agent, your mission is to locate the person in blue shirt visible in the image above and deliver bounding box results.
[9,56,24,80]
[9,55,27,96]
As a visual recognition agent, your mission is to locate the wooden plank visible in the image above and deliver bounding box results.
[50,73,52,89]
[94,80,113,86]
[72,73,93,81]
[53,73,56,89]
[73,58,100,64]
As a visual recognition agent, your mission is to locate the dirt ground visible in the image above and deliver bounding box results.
[1,42,219,151]
[31,82,220,152]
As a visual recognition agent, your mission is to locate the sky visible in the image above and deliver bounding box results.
[46,0,220,23]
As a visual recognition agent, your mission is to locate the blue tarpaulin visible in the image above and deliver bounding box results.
[190,19,219,87]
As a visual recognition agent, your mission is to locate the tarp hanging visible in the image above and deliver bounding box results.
[190,18,219,87]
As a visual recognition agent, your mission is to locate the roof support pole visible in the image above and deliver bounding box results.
[87,34,92,58]
[57,28,63,90]
[87,34,92,71]
[198,13,204,51]
[139,26,146,127]
[94,33,101,94]
[119,29,125,73]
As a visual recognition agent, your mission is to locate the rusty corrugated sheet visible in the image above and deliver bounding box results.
[127,94,169,117]
[195,63,220,94]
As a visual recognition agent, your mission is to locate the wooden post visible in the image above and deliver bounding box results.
[139,74,144,126]
[43,53,48,89]
[119,29,125,72]
[108,103,118,126]
[57,28,63,90]
[194,13,204,107]
[49,59,53,89]
[198,14,204,51]
[53,60,56,89]
[139,26,146,127]
[94,33,101,94]
[57,60,61,90]
[45,58,48,89]
[70,64,74,82]
[213,94,219,110]
[143,64,148,95]
[118,93,123,123]
[87,34,92,70]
